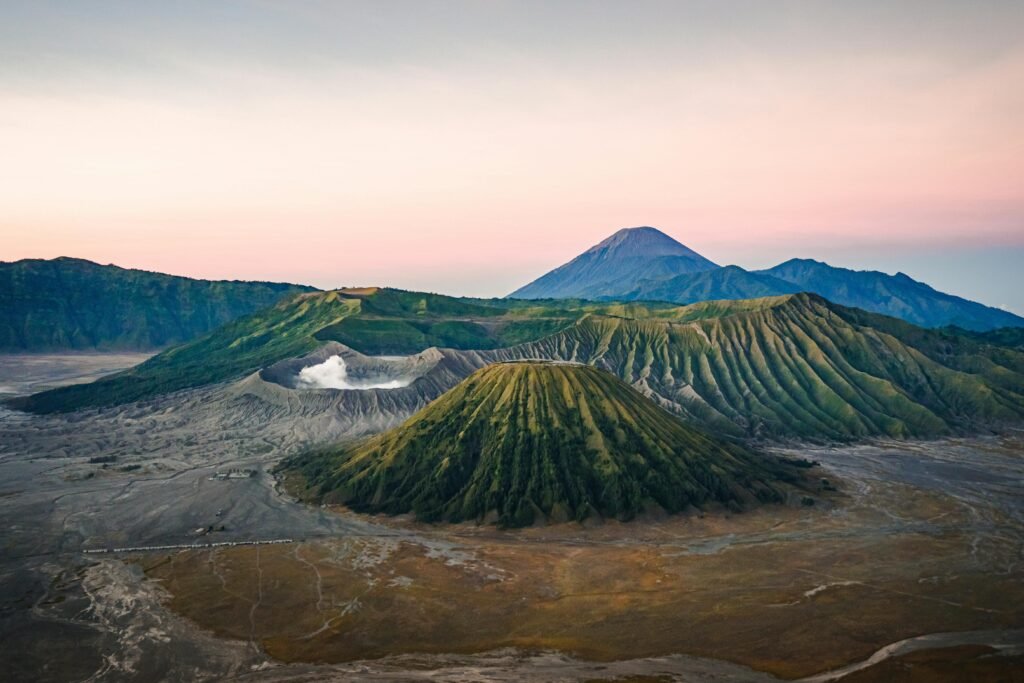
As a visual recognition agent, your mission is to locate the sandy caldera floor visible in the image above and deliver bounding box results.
[0,352,154,398]
[0,353,1022,682]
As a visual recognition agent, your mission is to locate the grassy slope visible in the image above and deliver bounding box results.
[940,325,1024,351]
[8,288,600,413]
[0,256,314,351]
[615,265,800,305]
[11,290,1024,441]
[513,293,1024,439]
[284,363,800,526]
[312,288,580,355]
[8,291,357,412]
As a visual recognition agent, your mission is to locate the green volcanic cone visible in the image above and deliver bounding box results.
[285,362,801,526]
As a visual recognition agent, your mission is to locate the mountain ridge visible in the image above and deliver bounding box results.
[757,258,1024,331]
[4,287,593,413]
[490,292,1024,439]
[0,256,316,351]
[614,265,801,305]
[14,288,1024,443]
[508,228,1023,331]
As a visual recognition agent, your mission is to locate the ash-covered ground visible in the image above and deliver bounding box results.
[1,354,1022,682]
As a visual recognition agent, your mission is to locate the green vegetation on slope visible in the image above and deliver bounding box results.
[12,288,1024,442]
[0,257,314,351]
[940,326,1024,351]
[7,291,357,412]
[510,293,1024,439]
[283,362,800,526]
[8,288,591,413]
[616,265,799,305]
[314,315,572,355]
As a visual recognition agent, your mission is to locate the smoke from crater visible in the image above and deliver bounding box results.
[295,355,411,390]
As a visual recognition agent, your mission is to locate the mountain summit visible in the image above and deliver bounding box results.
[585,226,711,259]
[508,226,718,299]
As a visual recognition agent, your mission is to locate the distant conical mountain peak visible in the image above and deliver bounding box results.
[508,228,1024,330]
[508,226,718,300]
[590,226,695,254]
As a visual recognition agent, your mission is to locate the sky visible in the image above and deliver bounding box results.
[1,1,1022,311]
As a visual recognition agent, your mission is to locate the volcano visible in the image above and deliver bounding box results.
[284,361,800,526]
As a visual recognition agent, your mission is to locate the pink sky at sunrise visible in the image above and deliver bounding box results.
[1,2,1022,309]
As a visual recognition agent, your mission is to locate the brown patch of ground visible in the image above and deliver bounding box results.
[838,645,1024,682]
[142,476,1024,680]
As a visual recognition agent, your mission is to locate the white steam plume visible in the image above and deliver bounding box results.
[295,355,411,390]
